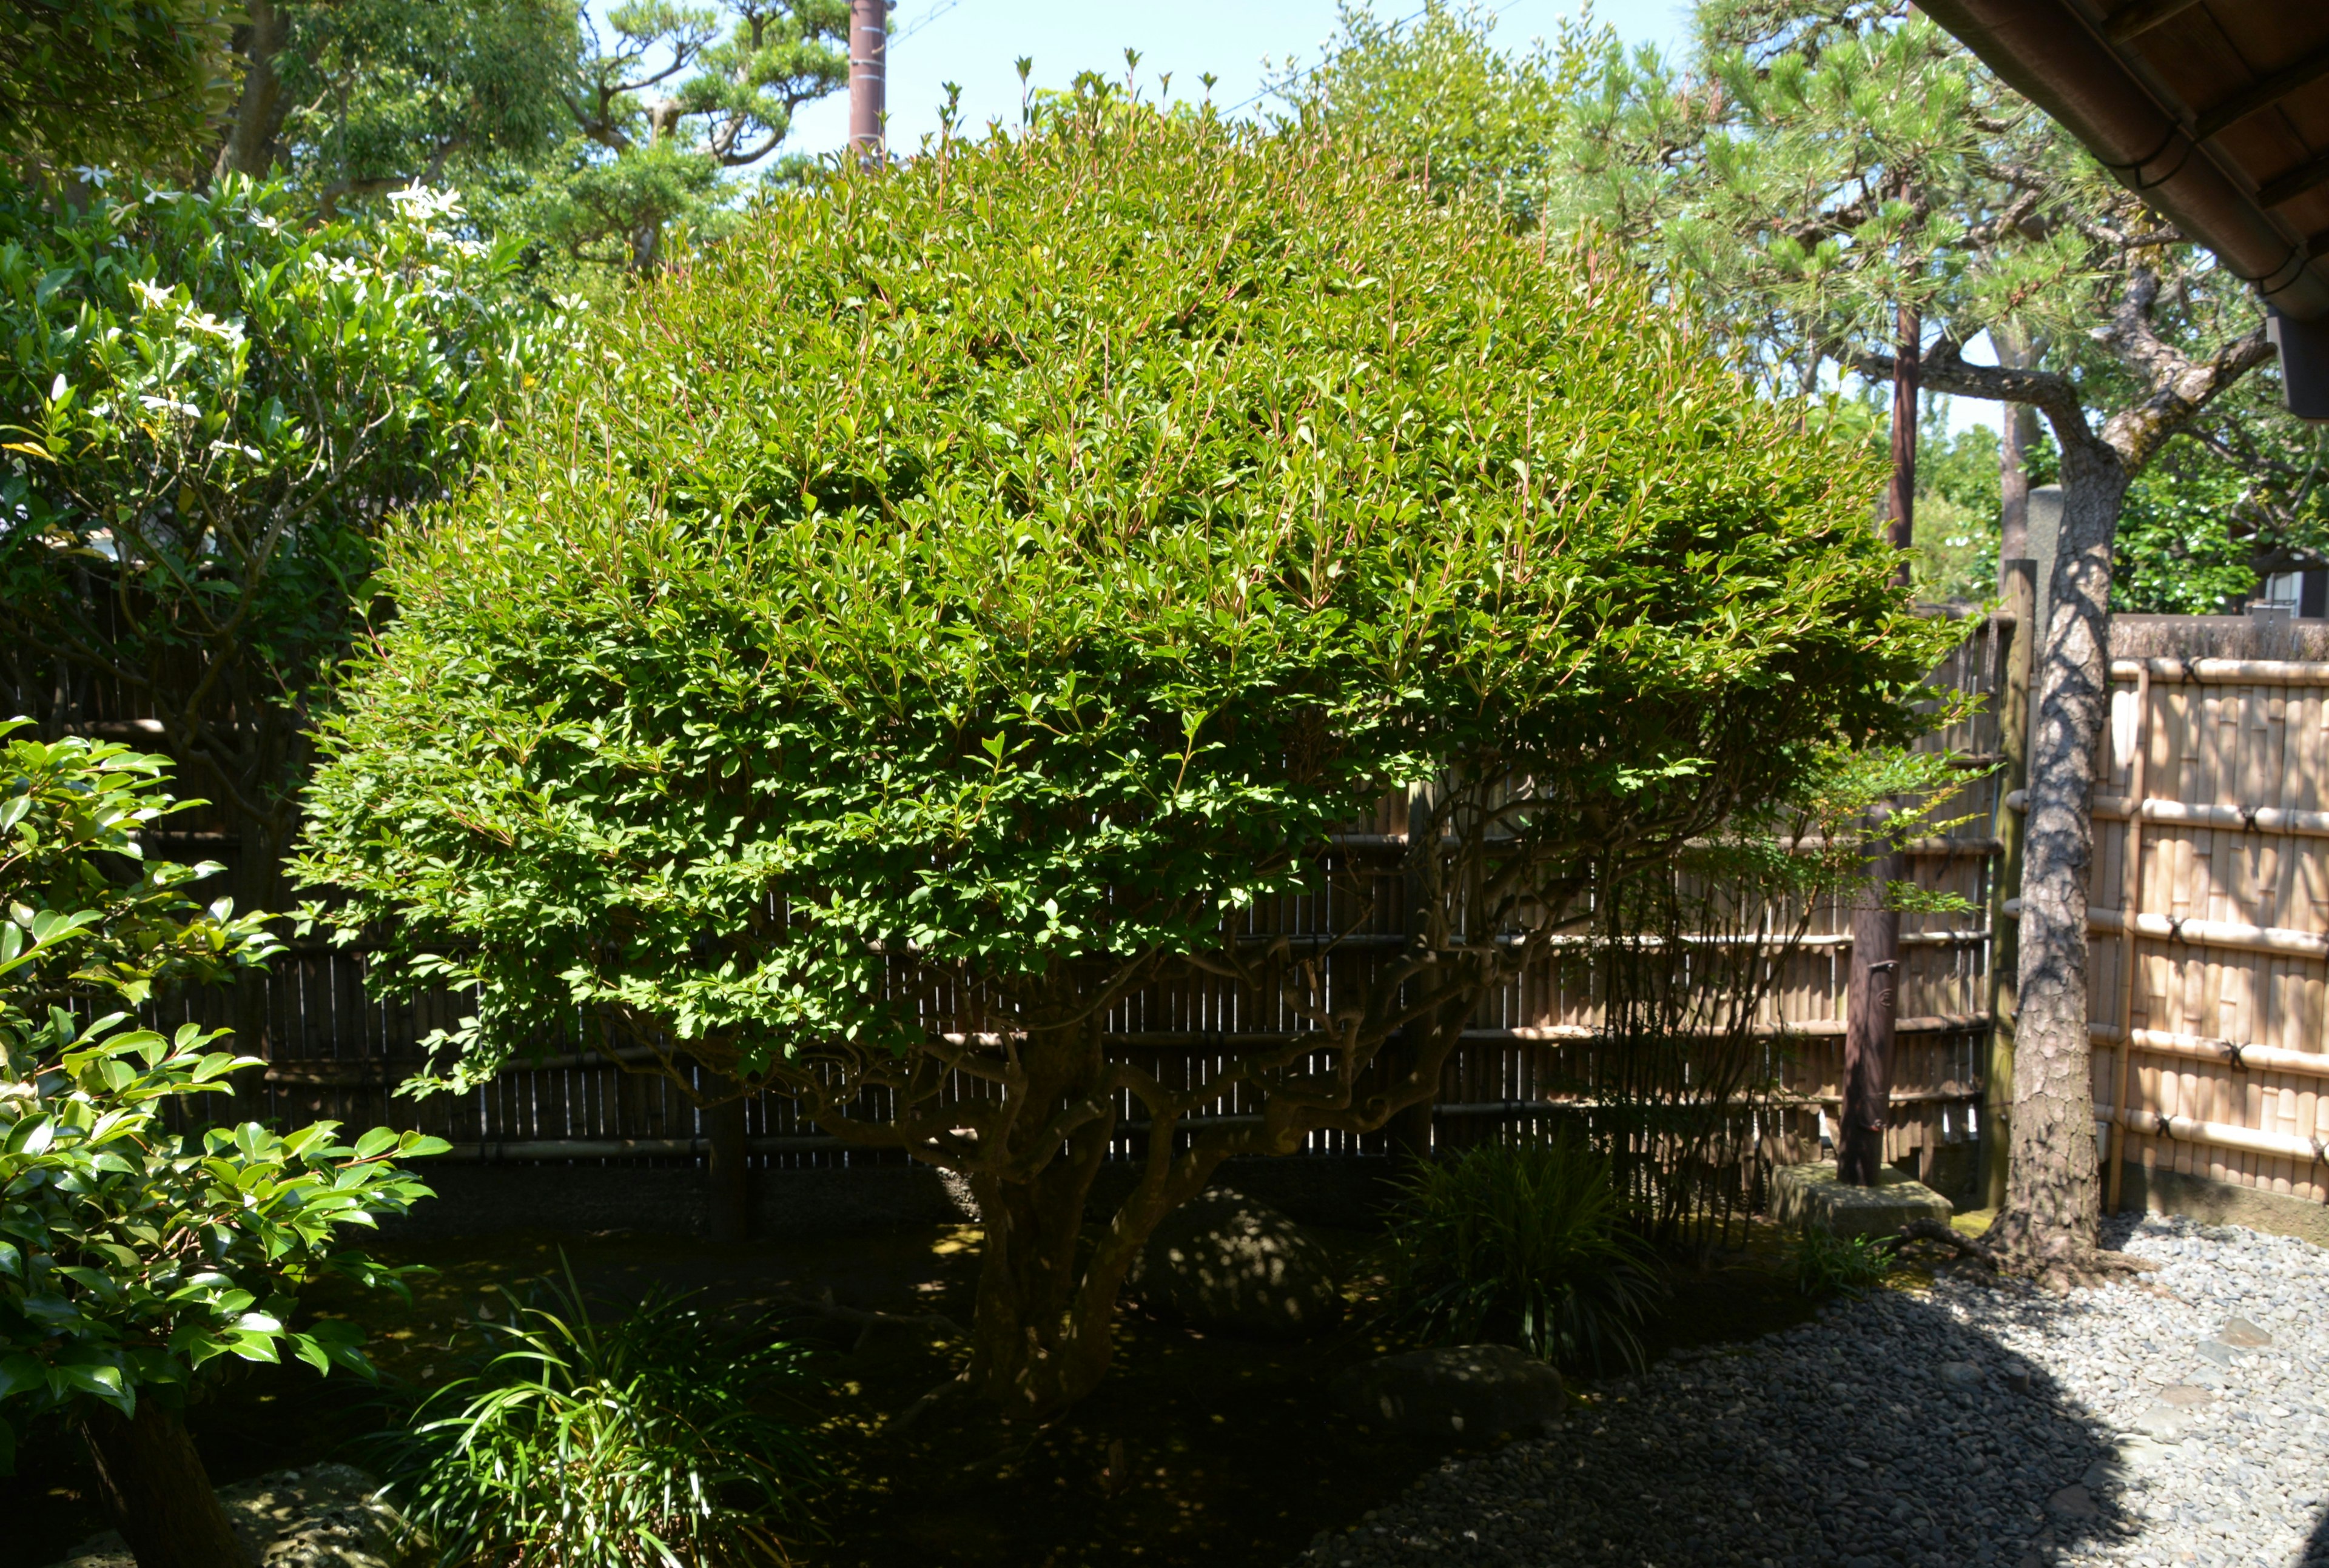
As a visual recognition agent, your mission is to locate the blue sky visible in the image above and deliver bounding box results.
[785,1,1697,155]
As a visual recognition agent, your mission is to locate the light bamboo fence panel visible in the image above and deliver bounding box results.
[2074,619,2329,1206]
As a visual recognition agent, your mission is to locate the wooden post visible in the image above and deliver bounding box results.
[2105,664,2151,1214]
[1839,851,1901,1185]
[1840,300,1918,1184]
[1982,562,2034,1211]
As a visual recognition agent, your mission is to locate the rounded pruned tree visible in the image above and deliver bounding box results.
[298,90,1944,1415]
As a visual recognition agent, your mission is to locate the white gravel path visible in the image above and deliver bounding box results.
[1298,1213,2329,1568]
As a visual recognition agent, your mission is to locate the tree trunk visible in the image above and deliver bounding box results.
[704,1085,753,1243]
[964,1119,1118,1414]
[1989,440,2131,1271]
[81,1401,251,1568]
[212,0,289,181]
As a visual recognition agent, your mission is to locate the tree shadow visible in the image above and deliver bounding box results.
[1314,1278,2142,1568]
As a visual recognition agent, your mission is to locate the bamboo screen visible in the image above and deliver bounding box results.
[2086,615,2329,1207]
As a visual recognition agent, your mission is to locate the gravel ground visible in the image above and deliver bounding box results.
[1299,1214,2329,1568]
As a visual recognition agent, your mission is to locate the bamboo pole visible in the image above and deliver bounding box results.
[2109,657,2329,686]
[2007,790,2329,840]
[2001,900,2329,961]
[2093,1103,2328,1167]
[2090,1022,2329,1081]
[2107,664,2149,1213]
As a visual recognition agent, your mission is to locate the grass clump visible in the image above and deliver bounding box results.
[1792,1228,1895,1298]
[1382,1136,1665,1373]
[375,1261,816,1567]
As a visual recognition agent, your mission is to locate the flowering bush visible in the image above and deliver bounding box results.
[0,173,563,870]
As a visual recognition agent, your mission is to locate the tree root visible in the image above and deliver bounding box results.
[890,1371,972,1433]
[769,1284,965,1350]
[1881,1218,1999,1271]
[1877,1220,2160,1291]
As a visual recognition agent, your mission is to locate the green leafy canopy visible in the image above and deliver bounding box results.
[296,98,1944,1089]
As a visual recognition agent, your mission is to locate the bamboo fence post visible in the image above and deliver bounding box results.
[2106,664,2150,1214]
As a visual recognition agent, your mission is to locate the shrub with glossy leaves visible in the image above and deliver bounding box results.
[0,728,445,1481]
[297,93,1944,1412]
[300,98,1934,1080]
[0,174,557,866]
[0,722,277,1013]
[0,1014,443,1472]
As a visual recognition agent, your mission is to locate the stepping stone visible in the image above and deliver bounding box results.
[2047,1484,2099,1519]
[2159,1384,2215,1407]
[1937,1361,1984,1389]
[2219,1317,2273,1348]
[1768,1161,1952,1239]
[2197,1339,2239,1367]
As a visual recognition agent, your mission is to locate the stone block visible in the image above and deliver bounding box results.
[54,1463,410,1568]
[1128,1188,1342,1339]
[1769,1160,1952,1239]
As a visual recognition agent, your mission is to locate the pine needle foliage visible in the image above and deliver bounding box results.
[298,90,1946,1413]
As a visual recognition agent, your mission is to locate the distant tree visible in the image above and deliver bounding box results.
[199,0,847,270]
[267,0,580,212]
[296,99,1943,1416]
[542,0,849,269]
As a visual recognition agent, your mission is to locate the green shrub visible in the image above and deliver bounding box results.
[377,1262,816,1568]
[2,723,443,1560]
[1793,1227,1894,1298]
[0,723,278,1011]
[294,90,1944,1413]
[1383,1136,1664,1372]
[0,1014,442,1472]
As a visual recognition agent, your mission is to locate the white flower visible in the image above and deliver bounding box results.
[141,189,185,205]
[138,394,202,418]
[184,312,246,348]
[72,166,112,189]
[386,182,465,222]
[49,372,67,401]
[129,278,175,312]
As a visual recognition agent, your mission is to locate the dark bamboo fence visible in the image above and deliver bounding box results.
[10,612,2013,1212]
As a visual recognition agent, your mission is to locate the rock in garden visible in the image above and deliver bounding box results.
[1129,1188,1340,1339]
[1331,1344,1565,1439]
[52,1463,411,1568]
